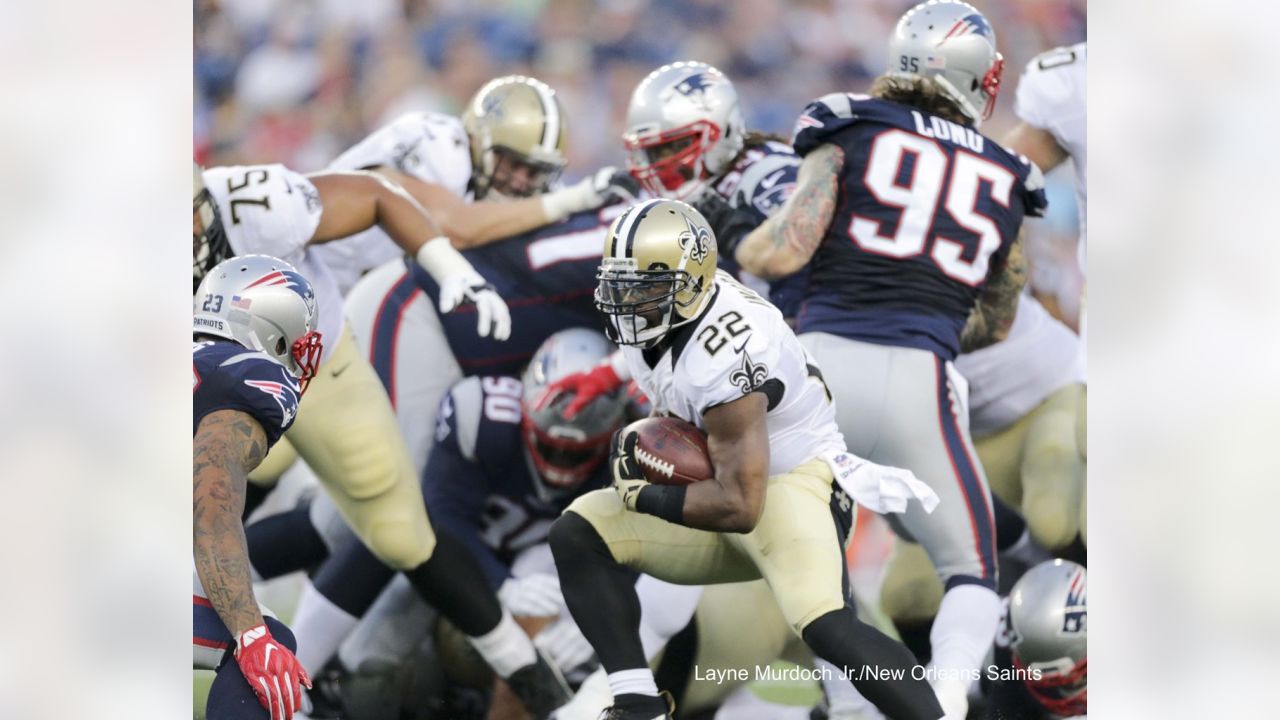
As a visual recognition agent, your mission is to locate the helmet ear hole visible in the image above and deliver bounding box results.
[275,338,287,355]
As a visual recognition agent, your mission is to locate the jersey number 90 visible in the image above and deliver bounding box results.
[849,130,1015,286]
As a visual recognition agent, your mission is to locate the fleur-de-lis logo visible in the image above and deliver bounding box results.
[678,214,711,265]
[730,348,768,394]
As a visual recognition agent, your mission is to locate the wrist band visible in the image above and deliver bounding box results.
[636,484,686,525]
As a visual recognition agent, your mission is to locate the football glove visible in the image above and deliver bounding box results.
[690,190,759,260]
[416,236,512,340]
[610,427,649,510]
[542,166,643,220]
[498,573,564,617]
[534,360,624,418]
[235,624,311,720]
[534,616,596,676]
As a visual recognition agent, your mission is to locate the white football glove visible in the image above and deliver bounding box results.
[541,166,642,221]
[416,237,512,341]
[497,573,564,617]
[534,616,596,675]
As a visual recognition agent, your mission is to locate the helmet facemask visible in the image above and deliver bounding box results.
[1015,654,1087,717]
[193,184,231,293]
[624,120,722,200]
[595,261,700,348]
[521,391,618,493]
[290,331,323,394]
[477,145,564,200]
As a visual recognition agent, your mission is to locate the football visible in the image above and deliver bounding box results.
[628,416,714,486]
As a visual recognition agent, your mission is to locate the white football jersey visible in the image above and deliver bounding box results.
[955,293,1084,436]
[621,271,845,475]
[203,164,343,364]
[315,112,474,294]
[1016,43,1087,271]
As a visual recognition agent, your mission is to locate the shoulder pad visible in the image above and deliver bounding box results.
[733,152,800,218]
[791,93,880,156]
[202,164,323,260]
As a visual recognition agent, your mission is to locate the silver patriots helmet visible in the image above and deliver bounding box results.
[521,328,627,499]
[888,1,1005,125]
[194,254,323,392]
[622,61,746,200]
[1008,559,1087,717]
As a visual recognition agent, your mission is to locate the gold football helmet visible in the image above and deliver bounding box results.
[595,199,718,348]
[462,75,567,199]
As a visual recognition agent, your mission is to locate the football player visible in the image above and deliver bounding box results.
[194,159,568,715]
[193,255,322,720]
[276,330,631,719]
[1003,43,1088,542]
[733,3,1047,716]
[313,75,639,295]
[550,199,944,720]
[620,60,807,318]
[986,560,1087,718]
[529,60,809,423]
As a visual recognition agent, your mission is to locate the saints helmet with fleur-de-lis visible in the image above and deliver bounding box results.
[595,199,719,348]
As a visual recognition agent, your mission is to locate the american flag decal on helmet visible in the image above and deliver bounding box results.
[940,13,995,43]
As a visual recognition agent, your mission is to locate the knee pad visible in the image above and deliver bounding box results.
[361,513,436,571]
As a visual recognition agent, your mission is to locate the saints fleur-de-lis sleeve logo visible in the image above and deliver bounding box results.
[730,345,769,394]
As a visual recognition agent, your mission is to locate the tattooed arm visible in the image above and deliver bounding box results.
[735,143,843,280]
[960,231,1029,352]
[193,409,269,638]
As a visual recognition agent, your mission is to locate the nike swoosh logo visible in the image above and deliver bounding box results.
[330,362,352,378]
[263,643,276,666]
[733,335,752,354]
[759,170,786,189]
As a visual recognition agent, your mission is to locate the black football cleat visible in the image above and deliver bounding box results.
[598,691,675,720]
[505,651,571,719]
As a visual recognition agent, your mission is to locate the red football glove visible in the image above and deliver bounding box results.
[535,361,623,418]
[235,624,312,720]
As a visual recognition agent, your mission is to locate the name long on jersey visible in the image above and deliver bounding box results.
[405,206,623,377]
[791,94,1047,361]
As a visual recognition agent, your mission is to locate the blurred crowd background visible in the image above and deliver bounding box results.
[194,0,1087,315]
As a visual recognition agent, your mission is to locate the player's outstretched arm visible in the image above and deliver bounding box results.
[306,170,444,253]
[194,408,269,638]
[374,166,637,250]
[307,170,512,339]
[1002,122,1068,176]
[960,232,1028,352]
[735,143,842,280]
[682,392,771,533]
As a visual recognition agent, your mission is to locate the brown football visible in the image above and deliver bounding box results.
[627,416,714,486]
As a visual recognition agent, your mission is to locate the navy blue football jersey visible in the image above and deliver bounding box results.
[422,375,609,588]
[192,339,300,447]
[710,140,810,318]
[406,207,620,377]
[791,94,1047,360]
